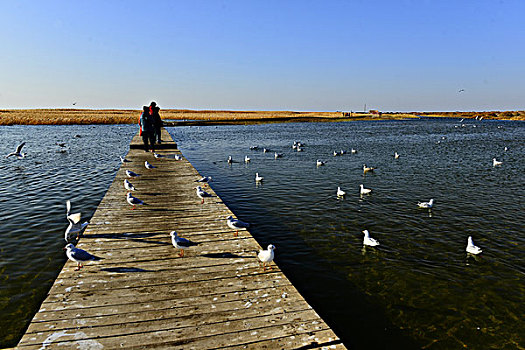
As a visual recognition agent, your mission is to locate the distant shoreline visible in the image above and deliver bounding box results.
[0,109,523,125]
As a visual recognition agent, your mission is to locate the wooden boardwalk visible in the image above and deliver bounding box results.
[17,129,345,349]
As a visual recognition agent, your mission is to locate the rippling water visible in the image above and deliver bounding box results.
[168,119,524,349]
[0,124,136,347]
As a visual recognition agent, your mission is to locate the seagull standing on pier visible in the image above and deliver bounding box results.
[258,244,275,271]
[145,160,156,169]
[124,179,136,192]
[126,170,140,178]
[6,142,26,159]
[226,216,250,237]
[64,200,89,242]
[195,186,213,204]
[170,231,198,257]
[126,192,145,209]
[120,156,131,163]
[64,243,102,271]
[195,176,212,187]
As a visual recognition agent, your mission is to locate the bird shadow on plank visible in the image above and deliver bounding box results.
[100,267,152,273]
[201,252,255,259]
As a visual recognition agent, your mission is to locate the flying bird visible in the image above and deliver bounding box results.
[6,142,26,159]
[170,231,198,257]
[64,200,89,242]
[258,244,275,271]
[64,243,102,271]
[458,89,465,93]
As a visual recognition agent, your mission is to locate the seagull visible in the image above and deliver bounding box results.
[56,142,66,148]
[258,244,275,271]
[255,173,264,182]
[274,152,283,159]
[363,164,375,173]
[250,146,259,150]
[6,142,26,159]
[126,170,140,178]
[417,198,434,209]
[195,176,212,186]
[227,216,250,237]
[292,142,298,150]
[504,147,508,152]
[170,231,198,257]
[394,152,400,159]
[466,236,482,255]
[72,102,77,105]
[227,156,233,164]
[316,159,326,166]
[337,186,346,197]
[195,186,213,204]
[340,150,346,155]
[153,153,165,159]
[458,89,465,93]
[360,184,372,195]
[120,156,131,163]
[351,149,357,154]
[244,155,251,163]
[296,147,303,152]
[64,243,102,271]
[145,160,156,169]
[64,200,89,242]
[173,154,182,161]
[123,179,136,192]
[333,151,339,156]
[126,192,145,209]
[493,158,503,167]
[363,230,380,247]
[263,148,269,153]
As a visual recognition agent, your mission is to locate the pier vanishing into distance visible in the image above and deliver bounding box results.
[16,129,345,349]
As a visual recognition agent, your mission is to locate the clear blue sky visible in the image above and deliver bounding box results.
[1,0,524,111]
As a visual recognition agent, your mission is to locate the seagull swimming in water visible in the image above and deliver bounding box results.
[124,179,136,192]
[126,170,140,178]
[64,243,102,271]
[227,156,233,164]
[227,216,250,237]
[466,236,482,255]
[274,152,283,159]
[244,155,251,163]
[417,198,434,209]
[64,200,89,242]
[316,159,326,166]
[145,160,156,169]
[6,142,26,159]
[363,164,376,173]
[126,192,145,209]
[258,244,275,271]
[195,186,213,204]
[255,173,264,182]
[363,230,380,247]
[394,152,400,159]
[337,186,346,197]
[170,231,198,257]
[360,184,372,195]
[492,158,503,167]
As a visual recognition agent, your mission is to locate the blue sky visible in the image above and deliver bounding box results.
[1,0,524,111]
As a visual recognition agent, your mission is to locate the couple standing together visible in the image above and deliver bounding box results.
[139,101,163,152]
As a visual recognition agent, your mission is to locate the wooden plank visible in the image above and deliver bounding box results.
[17,128,345,349]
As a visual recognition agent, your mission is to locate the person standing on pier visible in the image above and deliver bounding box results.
[150,101,163,144]
[139,106,155,152]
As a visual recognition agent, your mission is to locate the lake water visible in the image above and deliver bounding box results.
[0,120,523,348]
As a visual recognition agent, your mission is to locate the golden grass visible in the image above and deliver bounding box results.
[0,109,522,125]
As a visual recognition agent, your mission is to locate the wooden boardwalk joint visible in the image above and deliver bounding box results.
[17,128,345,349]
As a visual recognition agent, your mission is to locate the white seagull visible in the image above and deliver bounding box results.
[466,236,482,255]
[124,179,136,192]
[145,160,156,169]
[360,184,372,195]
[6,142,26,159]
[195,176,212,187]
[195,186,213,204]
[64,243,102,271]
[227,156,233,164]
[174,154,183,161]
[316,159,326,166]
[64,200,89,242]
[417,198,434,209]
[120,156,131,163]
[394,152,400,159]
[170,231,198,257]
[337,186,346,197]
[492,158,503,167]
[274,152,283,159]
[126,170,140,178]
[258,244,276,271]
[244,155,251,163]
[351,149,358,154]
[227,216,250,237]
[363,164,376,173]
[126,192,145,209]
[363,230,380,247]
[333,151,339,156]
[255,173,264,182]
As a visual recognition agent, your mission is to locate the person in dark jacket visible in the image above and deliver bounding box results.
[150,101,163,144]
[139,106,155,152]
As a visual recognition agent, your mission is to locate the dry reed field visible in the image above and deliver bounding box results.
[0,109,522,125]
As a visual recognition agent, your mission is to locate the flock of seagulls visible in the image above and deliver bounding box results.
[62,149,275,271]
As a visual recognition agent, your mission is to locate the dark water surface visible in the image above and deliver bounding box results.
[1,120,523,349]
[0,124,136,347]
[168,119,524,349]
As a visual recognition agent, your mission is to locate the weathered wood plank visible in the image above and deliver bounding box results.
[17,129,345,349]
